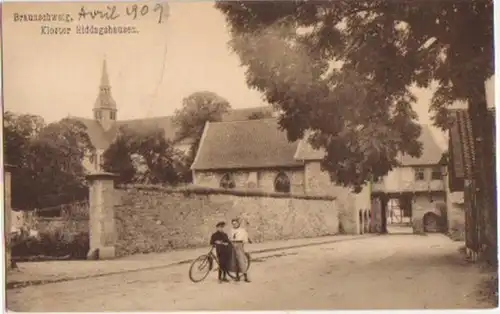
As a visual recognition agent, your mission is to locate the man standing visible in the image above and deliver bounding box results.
[210,221,231,283]
[230,218,251,283]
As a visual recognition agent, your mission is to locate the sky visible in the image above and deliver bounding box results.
[3,1,490,149]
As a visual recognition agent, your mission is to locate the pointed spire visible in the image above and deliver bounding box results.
[100,56,110,88]
[94,56,117,110]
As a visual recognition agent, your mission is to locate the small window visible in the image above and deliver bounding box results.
[220,173,235,189]
[110,111,116,120]
[274,172,291,193]
[95,111,102,120]
[414,167,425,181]
[431,167,442,180]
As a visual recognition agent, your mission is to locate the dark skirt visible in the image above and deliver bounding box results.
[216,246,231,271]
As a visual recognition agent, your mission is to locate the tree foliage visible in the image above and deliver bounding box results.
[215,1,493,191]
[4,112,95,209]
[247,111,273,120]
[102,126,185,185]
[173,91,231,163]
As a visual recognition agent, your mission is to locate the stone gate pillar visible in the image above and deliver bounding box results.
[86,172,117,260]
[4,165,14,270]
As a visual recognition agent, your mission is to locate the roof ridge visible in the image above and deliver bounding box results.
[207,117,277,125]
[116,106,273,123]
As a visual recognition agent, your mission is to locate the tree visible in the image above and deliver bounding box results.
[102,126,183,185]
[247,111,273,120]
[4,112,45,166]
[215,1,495,257]
[4,113,95,210]
[173,91,231,163]
[101,130,136,184]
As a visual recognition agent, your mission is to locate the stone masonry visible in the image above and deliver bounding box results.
[87,172,117,260]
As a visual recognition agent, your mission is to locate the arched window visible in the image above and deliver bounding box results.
[220,173,235,189]
[274,172,291,193]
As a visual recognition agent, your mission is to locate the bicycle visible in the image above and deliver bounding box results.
[188,245,251,283]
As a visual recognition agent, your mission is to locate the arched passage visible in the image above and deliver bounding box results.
[274,172,291,193]
[364,210,370,233]
[359,210,364,234]
[220,173,235,189]
[423,212,442,233]
[368,211,372,233]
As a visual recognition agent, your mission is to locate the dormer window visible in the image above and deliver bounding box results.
[110,111,116,120]
[95,111,102,120]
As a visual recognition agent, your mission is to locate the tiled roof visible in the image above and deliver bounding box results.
[116,116,181,142]
[447,108,496,192]
[73,117,117,150]
[294,132,325,161]
[295,125,444,166]
[75,106,273,150]
[191,118,302,170]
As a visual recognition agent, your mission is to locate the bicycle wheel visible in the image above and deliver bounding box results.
[189,254,213,283]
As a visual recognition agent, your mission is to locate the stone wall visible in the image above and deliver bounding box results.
[194,168,305,194]
[113,185,350,257]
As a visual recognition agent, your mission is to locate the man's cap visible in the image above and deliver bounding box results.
[231,218,240,223]
[216,221,226,228]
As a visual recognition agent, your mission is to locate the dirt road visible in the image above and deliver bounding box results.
[7,234,493,311]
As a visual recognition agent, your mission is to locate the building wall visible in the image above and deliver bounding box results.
[372,165,445,193]
[82,149,105,173]
[304,161,371,234]
[411,194,446,233]
[113,186,340,256]
[444,169,465,240]
[193,168,305,194]
[193,161,370,235]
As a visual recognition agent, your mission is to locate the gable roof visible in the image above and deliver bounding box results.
[74,117,117,150]
[294,132,325,161]
[75,106,273,150]
[191,118,302,170]
[294,125,444,166]
[399,126,444,166]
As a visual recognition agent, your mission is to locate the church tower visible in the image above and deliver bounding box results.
[93,58,117,131]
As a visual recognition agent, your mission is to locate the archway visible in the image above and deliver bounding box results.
[423,212,442,233]
[274,172,291,193]
[363,210,369,233]
[368,210,372,233]
[359,210,364,234]
[220,173,235,189]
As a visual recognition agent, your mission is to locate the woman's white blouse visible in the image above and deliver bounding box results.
[231,228,249,243]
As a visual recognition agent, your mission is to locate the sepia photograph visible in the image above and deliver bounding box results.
[2,0,498,311]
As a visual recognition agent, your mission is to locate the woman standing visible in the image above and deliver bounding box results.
[230,218,251,283]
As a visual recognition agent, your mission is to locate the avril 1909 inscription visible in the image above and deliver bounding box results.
[12,3,170,35]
